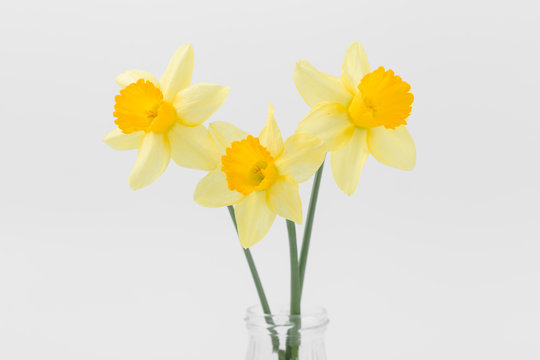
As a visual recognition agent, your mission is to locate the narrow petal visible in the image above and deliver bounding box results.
[115,70,160,89]
[168,123,219,170]
[294,60,352,107]
[173,83,230,126]
[160,44,194,102]
[331,128,369,195]
[296,101,354,151]
[266,176,302,224]
[103,128,143,150]
[367,126,416,170]
[128,133,171,190]
[258,103,284,158]
[275,133,325,183]
[208,121,248,153]
[194,169,244,208]
[341,41,371,94]
[235,191,276,248]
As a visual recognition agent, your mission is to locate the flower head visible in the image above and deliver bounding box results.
[221,136,279,195]
[194,104,326,248]
[104,44,230,190]
[294,42,416,195]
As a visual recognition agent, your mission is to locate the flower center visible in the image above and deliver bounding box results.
[221,136,278,195]
[113,79,177,134]
[348,67,414,129]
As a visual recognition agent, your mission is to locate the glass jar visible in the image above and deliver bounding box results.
[244,305,329,360]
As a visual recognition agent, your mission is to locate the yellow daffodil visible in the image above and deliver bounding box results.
[194,104,326,248]
[104,44,230,190]
[294,41,416,195]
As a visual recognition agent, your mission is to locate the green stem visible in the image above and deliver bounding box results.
[229,206,272,314]
[286,220,301,360]
[286,220,301,315]
[227,206,283,356]
[298,160,325,297]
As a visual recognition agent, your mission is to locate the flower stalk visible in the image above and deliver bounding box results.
[298,160,325,297]
[227,206,283,356]
[286,219,301,360]
[228,205,272,314]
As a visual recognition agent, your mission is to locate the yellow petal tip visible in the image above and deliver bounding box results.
[405,162,416,171]
[128,181,141,191]
[294,59,310,70]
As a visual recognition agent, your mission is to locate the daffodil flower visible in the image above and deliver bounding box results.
[103,44,230,190]
[194,104,326,248]
[294,41,416,195]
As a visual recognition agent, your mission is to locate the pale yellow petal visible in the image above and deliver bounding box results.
[341,41,371,94]
[168,123,219,170]
[115,70,160,89]
[173,83,230,126]
[160,44,194,102]
[367,126,416,170]
[266,176,302,224]
[128,133,171,190]
[331,128,369,195]
[208,121,248,153]
[194,169,244,208]
[296,101,354,151]
[103,128,143,150]
[275,133,325,183]
[236,191,276,248]
[294,60,352,107]
[258,103,284,158]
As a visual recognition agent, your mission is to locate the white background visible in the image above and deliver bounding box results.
[1,0,539,359]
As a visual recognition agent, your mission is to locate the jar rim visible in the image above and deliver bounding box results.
[245,304,329,331]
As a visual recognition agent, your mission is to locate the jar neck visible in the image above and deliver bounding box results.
[245,305,329,340]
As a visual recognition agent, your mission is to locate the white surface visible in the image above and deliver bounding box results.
[1,0,539,359]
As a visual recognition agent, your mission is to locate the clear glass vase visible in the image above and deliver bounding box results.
[244,305,329,360]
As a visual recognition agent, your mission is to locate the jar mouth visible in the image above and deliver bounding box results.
[245,304,329,331]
